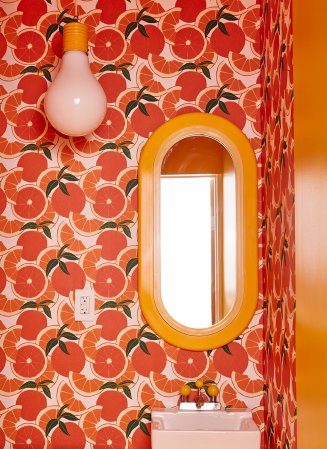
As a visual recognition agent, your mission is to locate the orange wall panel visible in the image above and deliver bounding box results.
[294,0,327,448]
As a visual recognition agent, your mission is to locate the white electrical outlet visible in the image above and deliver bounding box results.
[75,289,95,322]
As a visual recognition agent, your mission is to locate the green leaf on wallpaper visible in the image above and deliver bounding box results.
[122,385,132,399]
[141,93,158,102]
[20,381,37,389]
[137,85,148,99]
[99,142,117,151]
[137,23,150,38]
[179,62,196,71]
[99,64,116,73]
[46,23,59,41]
[46,179,59,197]
[42,305,52,319]
[217,83,229,98]
[221,13,238,21]
[137,7,148,21]
[57,165,69,179]
[221,92,238,100]
[187,381,196,389]
[20,301,37,310]
[139,340,150,355]
[61,332,78,341]
[100,381,117,390]
[61,173,79,182]
[40,299,54,305]
[45,419,58,437]
[219,100,229,114]
[42,226,52,239]
[142,15,157,24]
[222,344,232,355]
[205,20,218,37]
[61,17,76,25]
[121,225,131,238]
[142,332,160,341]
[100,221,117,230]
[126,257,138,276]
[138,323,148,338]
[122,305,132,318]
[99,300,116,310]
[61,412,79,422]
[126,419,139,437]
[57,323,69,337]
[21,66,38,74]
[216,5,228,19]
[58,421,69,436]
[38,379,53,385]
[125,100,138,118]
[20,221,38,230]
[119,380,134,386]
[125,21,138,39]
[126,338,139,356]
[42,385,52,398]
[125,178,138,196]
[61,252,78,261]
[138,405,149,419]
[21,143,38,152]
[58,244,69,258]
[200,65,211,79]
[138,102,149,116]
[59,340,69,354]
[218,21,229,36]
[205,98,218,113]
[121,68,131,81]
[59,260,69,275]
[140,421,150,436]
[43,147,52,160]
[59,182,69,195]
[120,146,131,159]
[42,70,52,82]
[57,9,69,24]
[45,338,58,356]
[46,259,58,277]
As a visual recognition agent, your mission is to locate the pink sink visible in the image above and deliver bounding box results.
[151,407,260,449]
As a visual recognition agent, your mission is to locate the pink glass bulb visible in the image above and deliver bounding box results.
[44,51,107,136]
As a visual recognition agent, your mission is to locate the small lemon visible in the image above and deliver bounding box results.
[195,379,203,389]
[180,384,191,396]
[207,385,219,397]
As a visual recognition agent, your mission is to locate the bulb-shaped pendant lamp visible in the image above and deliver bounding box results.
[44,22,107,136]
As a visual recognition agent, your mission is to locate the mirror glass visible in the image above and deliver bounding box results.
[160,136,236,329]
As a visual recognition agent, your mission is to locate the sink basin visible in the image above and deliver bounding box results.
[151,407,260,449]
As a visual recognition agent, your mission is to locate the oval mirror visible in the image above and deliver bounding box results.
[139,113,258,350]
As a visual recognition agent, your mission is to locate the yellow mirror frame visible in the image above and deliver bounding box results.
[139,113,258,350]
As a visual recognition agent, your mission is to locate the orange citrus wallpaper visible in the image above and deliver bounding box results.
[0,0,294,448]
[261,0,296,448]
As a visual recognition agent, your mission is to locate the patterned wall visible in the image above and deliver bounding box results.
[0,0,293,448]
[261,0,296,448]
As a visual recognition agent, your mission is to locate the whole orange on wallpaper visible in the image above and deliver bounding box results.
[0,1,295,449]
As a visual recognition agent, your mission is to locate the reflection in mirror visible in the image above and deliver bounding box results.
[160,136,236,329]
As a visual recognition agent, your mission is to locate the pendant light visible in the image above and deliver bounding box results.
[44,1,107,136]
